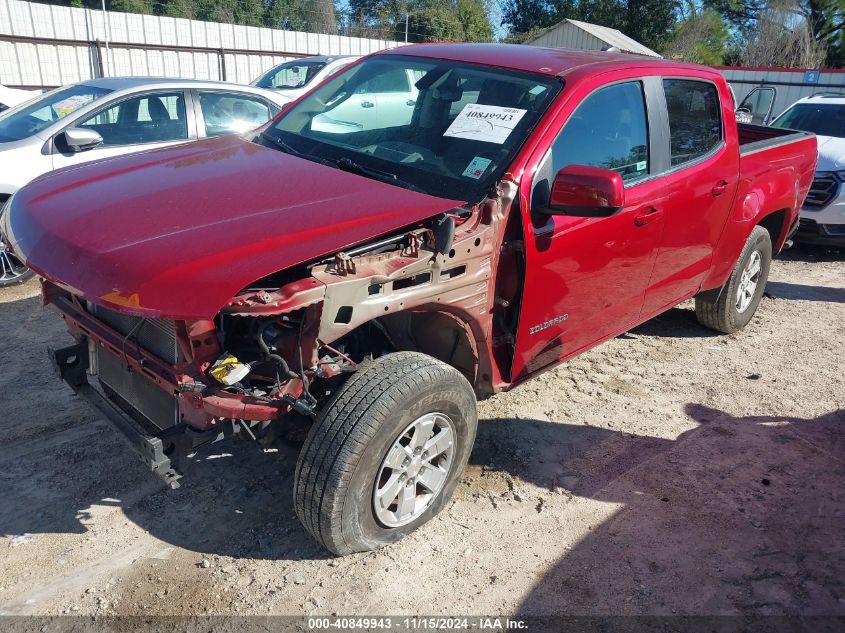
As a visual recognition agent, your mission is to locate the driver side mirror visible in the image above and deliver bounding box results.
[56,127,103,153]
[541,165,625,217]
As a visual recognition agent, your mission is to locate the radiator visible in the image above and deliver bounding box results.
[89,304,181,431]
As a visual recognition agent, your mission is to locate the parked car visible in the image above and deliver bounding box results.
[311,66,422,134]
[770,93,845,247]
[251,55,359,103]
[0,77,290,286]
[3,44,816,555]
[0,84,38,112]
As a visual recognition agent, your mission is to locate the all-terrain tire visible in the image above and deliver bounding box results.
[695,225,772,334]
[293,352,477,555]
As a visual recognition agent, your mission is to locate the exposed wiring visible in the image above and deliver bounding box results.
[120,317,148,368]
[297,315,317,410]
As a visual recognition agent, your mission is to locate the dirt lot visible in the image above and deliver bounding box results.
[0,245,843,619]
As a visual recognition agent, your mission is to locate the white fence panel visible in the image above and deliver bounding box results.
[720,67,845,120]
[0,0,399,88]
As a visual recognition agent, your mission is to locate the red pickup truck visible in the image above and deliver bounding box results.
[3,44,816,555]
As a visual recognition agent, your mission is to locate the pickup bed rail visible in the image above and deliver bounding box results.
[738,122,814,156]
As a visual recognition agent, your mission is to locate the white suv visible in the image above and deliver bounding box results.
[771,93,845,247]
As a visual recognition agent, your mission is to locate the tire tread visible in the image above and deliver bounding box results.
[293,352,473,555]
[695,226,771,334]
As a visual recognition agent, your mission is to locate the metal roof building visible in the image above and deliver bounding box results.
[523,19,661,59]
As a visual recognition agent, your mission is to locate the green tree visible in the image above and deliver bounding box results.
[265,0,310,30]
[500,0,559,35]
[159,0,196,19]
[349,0,493,42]
[406,0,492,41]
[664,5,729,64]
[309,0,338,34]
[109,0,156,14]
[500,0,676,52]
[705,0,845,67]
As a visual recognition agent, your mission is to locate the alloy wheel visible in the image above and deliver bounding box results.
[736,250,762,313]
[373,412,455,528]
[0,240,30,285]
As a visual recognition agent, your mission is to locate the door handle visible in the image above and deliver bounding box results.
[406,99,416,106]
[712,180,729,196]
[634,208,663,226]
[361,101,374,108]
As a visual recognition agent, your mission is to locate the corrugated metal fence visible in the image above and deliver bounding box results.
[718,66,845,120]
[0,0,399,89]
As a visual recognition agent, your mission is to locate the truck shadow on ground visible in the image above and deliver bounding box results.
[777,243,844,264]
[0,415,331,561]
[470,406,845,616]
[765,281,845,303]
[627,307,720,339]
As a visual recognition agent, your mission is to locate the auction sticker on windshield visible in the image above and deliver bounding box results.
[444,104,527,144]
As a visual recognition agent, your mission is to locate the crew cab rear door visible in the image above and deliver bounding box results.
[639,77,739,316]
[511,74,668,380]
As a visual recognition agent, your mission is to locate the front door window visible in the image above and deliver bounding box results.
[78,92,188,146]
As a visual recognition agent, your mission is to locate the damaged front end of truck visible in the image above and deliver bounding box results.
[40,182,519,488]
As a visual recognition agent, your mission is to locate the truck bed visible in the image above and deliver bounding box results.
[701,120,817,291]
[738,122,814,156]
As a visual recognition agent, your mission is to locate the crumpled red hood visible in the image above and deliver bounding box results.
[4,135,462,319]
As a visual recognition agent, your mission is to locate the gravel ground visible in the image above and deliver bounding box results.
[0,245,843,619]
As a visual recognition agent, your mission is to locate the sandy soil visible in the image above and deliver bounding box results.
[0,245,843,619]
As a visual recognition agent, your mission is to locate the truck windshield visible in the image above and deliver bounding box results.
[772,103,845,138]
[253,60,328,90]
[261,55,561,203]
[0,84,111,143]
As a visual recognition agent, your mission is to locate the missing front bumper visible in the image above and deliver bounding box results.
[48,342,219,489]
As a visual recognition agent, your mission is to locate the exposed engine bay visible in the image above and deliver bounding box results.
[211,185,521,421]
[45,180,523,485]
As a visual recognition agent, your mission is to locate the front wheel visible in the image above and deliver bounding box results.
[695,225,772,333]
[0,240,34,287]
[293,352,477,555]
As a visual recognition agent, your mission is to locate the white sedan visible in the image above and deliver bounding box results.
[0,77,290,286]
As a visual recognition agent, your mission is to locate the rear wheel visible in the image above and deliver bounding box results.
[0,240,34,287]
[695,225,772,333]
[293,351,477,555]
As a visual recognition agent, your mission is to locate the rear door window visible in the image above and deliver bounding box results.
[663,79,722,167]
[198,91,277,137]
